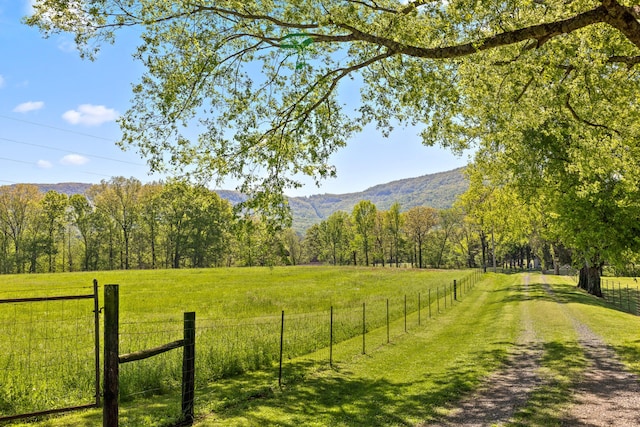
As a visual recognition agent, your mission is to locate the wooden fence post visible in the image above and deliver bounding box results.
[182,312,196,424]
[104,285,119,427]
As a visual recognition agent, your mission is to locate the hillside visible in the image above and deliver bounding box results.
[289,167,468,230]
[21,167,468,232]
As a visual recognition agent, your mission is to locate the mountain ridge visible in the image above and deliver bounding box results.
[288,167,467,230]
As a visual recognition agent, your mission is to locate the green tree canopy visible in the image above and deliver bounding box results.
[26,0,640,215]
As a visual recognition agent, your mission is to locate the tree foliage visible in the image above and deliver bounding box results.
[26,0,640,217]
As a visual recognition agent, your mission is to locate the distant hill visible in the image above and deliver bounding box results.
[21,167,468,232]
[288,168,468,231]
[31,182,92,196]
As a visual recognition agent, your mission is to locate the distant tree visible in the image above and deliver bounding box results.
[0,185,41,273]
[434,208,464,269]
[320,211,352,265]
[185,186,234,267]
[372,210,389,266]
[138,183,164,268]
[40,191,68,272]
[404,206,438,268]
[351,201,377,266]
[386,202,404,267]
[303,223,323,263]
[89,177,141,269]
[281,228,304,266]
[69,194,99,271]
[160,180,192,268]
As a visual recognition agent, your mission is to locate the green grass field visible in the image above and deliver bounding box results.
[3,269,640,426]
[0,266,473,424]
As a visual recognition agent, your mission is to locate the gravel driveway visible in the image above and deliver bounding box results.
[423,274,640,426]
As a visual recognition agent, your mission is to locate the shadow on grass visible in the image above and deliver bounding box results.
[613,340,640,374]
[510,340,586,427]
[199,347,511,426]
[492,277,628,314]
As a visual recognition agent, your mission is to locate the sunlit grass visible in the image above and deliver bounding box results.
[11,270,639,427]
[0,266,473,423]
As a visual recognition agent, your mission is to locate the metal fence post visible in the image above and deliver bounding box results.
[279,311,285,387]
[362,302,366,355]
[330,306,334,367]
[93,279,101,408]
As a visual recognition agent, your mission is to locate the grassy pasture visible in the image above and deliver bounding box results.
[0,266,472,422]
[10,270,640,426]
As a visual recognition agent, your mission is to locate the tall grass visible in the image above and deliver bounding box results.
[0,294,97,417]
[0,266,472,419]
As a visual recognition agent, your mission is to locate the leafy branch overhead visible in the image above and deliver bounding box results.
[26,1,640,213]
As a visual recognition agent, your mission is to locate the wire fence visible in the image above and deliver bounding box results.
[110,275,478,424]
[0,285,99,421]
[601,278,640,315]
[0,272,480,424]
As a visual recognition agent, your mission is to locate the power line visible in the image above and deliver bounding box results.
[0,156,122,181]
[0,114,157,184]
[0,136,144,166]
[0,114,115,142]
[0,156,34,165]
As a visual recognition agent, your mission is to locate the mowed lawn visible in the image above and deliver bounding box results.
[4,269,640,426]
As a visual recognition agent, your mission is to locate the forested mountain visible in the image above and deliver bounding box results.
[288,168,467,230]
[27,167,467,231]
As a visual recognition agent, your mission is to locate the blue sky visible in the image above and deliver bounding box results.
[0,1,470,197]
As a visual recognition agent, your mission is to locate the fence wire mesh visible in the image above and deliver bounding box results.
[0,294,96,419]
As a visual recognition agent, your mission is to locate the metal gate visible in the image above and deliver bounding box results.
[0,279,100,422]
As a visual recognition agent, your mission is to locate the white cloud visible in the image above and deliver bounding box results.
[37,160,53,169]
[13,101,45,113]
[60,154,90,166]
[62,104,119,126]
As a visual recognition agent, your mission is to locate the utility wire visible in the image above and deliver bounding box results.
[0,114,114,142]
[0,136,144,166]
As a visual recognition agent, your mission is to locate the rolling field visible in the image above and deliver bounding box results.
[5,269,640,426]
[0,266,474,424]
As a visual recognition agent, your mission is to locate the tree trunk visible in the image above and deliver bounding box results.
[551,244,560,275]
[491,229,497,273]
[480,232,487,273]
[578,261,603,297]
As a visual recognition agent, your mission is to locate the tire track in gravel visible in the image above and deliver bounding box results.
[424,274,545,427]
[538,276,640,426]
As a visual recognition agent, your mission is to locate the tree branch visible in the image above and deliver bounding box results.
[334,6,610,58]
[607,55,640,68]
[600,0,640,49]
[564,94,621,135]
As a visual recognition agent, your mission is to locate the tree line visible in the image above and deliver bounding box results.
[1,175,565,275]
